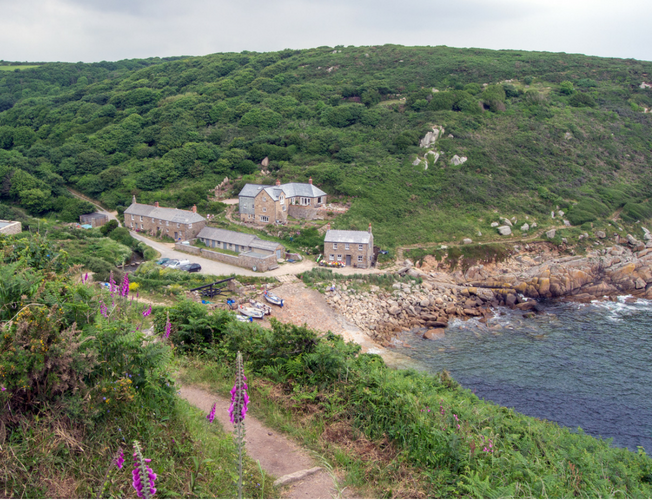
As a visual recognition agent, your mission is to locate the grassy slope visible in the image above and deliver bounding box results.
[0,46,651,248]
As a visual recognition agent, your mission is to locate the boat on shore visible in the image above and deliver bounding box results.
[263,290,284,307]
[250,299,272,315]
[238,304,265,319]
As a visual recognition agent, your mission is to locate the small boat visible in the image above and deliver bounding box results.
[263,291,284,307]
[238,304,265,319]
[249,299,272,315]
[235,313,253,323]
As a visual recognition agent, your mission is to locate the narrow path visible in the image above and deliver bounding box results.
[66,188,121,227]
[179,385,339,499]
[396,225,567,261]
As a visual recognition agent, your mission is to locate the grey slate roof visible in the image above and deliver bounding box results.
[196,227,283,251]
[124,203,205,224]
[324,230,372,245]
[239,184,270,198]
[239,182,327,200]
[197,227,256,247]
[280,183,326,198]
[81,212,108,220]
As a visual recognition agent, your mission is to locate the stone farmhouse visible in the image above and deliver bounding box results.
[238,178,327,225]
[124,196,206,241]
[324,224,374,268]
[196,227,285,260]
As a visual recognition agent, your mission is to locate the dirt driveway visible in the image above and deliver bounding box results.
[260,282,414,368]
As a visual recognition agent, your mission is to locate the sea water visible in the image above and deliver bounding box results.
[394,296,652,451]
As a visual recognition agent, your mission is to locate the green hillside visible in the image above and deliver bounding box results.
[1,46,652,246]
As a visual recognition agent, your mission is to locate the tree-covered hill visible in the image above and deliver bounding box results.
[1,45,652,246]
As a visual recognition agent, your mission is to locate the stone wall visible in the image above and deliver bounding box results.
[0,220,21,235]
[175,244,278,272]
[287,205,323,220]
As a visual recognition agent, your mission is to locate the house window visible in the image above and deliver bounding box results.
[318,197,322,203]
[337,254,342,261]
[358,255,363,262]
[166,221,169,226]
[152,218,155,223]
[260,216,269,222]
[176,223,180,228]
[329,254,334,261]
[282,205,286,211]
[359,244,363,251]
[131,215,134,220]
[280,196,284,205]
[333,243,338,250]
[140,216,143,222]
[263,196,267,202]
[263,207,267,213]
[301,197,310,205]
[345,243,349,250]
[189,223,192,228]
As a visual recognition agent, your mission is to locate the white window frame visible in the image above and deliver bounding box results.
[189,223,192,228]
[176,223,179,228]
[280,196,284,205]
[333,243,338,250]
[260,215,269,222]
[140,216,143,222]
[263,196,267,202]
[337,254,342,261]
[358,255,363,262]
[329,254,334,261]
[282,205,286,211]
[345,243,349,250]
[152,217,155,223]
[166,221,169,226]
[359,244,363,251]
[131,215,134,220]
[262,207,267,212]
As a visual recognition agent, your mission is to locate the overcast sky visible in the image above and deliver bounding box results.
[2,0,651,63]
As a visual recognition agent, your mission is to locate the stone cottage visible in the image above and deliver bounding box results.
[196,227,285,260]
[324,224,374,268]
[79,212,109,228]
[124,196,206,241]
[238,178,327,225]
[0,220,21,235]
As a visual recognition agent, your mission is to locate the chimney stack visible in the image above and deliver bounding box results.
[326,223,331,231]
[132,194,136,204]
[276,178,281,186]
[368,223,372,234]
[308,177,313,185]
[155,201,159,208]
[192,205,197,213]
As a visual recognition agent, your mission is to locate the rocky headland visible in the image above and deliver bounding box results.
[324,233,652,344]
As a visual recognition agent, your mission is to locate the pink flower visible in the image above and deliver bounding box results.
[164,311,171,339]
[1,387,6,391]
[142,305,152,317]
[132,441,156,499]
[207,402,216,423]
[114,448,124,469]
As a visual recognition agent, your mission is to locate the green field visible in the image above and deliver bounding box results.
[0,65,42,71]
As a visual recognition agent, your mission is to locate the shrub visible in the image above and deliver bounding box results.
[570,93,596,108]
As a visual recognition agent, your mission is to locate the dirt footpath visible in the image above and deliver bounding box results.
[261,282,414,367]
[180,385,337,499]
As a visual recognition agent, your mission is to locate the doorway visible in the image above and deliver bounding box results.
[346,255,351,266]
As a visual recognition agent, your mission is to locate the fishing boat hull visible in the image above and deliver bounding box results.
[249,300,272,315]
[263,292,284,307]
[238,305,265,319]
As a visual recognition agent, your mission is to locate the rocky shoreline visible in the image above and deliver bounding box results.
[324,236,652,344]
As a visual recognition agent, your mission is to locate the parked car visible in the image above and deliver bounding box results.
[166,259,190,269]
[179,263,202,273]
[162,259,179,268]
[156,257,171,266]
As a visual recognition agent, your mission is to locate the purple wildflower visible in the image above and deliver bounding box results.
[114,448,125,469]
[164,312,171,339]
[109,271,116,297]
[207,402,216,423]
[121,273,129,298]
[100,301,108,319]
[229,355,248,425]
[132,441,156,499]
[1,387,6,391]
[142,305,152,317]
